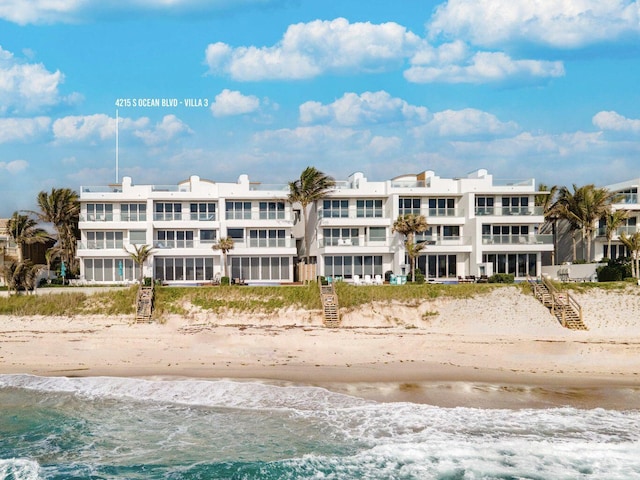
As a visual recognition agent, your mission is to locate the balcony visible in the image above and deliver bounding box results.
[81,186,123,193]
[475,206,544,216]
[225,212,290,221]
[390,180,428,188]
[154,240,195,249]
[318,209,386,220]
[482,234,553,245]
[77,241,124,250]
[615,193,638,205]
[597,225,639,237]
[415,235,471,246]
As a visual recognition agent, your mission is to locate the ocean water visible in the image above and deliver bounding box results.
[1,375,639,480]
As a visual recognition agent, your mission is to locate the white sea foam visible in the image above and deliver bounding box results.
[0,458,41,480]
[0,374,370,411]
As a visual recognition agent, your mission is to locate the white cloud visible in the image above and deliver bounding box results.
[210,89,260,117]
[205,17,422,80]
[133,114,192,145]
[0,46,68,114]
[0,159,28,174]
[429,0,640,48]
[0,0,289,25]
[405,50,564,84]
[417,108,520,137]
[299,91,430,126]
[593,111,640,133]
[0,117,51,143]
[253,125,372,151]
[52,113,189,145]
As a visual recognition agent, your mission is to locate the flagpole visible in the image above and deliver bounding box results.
[115,109,119,183]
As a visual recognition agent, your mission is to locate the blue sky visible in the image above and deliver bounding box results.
[1,0,640,216]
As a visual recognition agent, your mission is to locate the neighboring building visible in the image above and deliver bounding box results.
[77,169,551,285]
[593,178,640,262]
[78,175,296,284]
[312,169,551,282]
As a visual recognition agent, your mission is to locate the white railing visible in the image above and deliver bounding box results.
[475,206,544,216]
[482,234,553,245]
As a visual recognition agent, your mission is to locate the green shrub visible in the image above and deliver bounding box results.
[488,273,514,283]
[220,276,230,286]
[597,258,631,282]
[414,268,425,284]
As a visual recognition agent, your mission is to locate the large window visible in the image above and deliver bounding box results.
[501,196,530,215]
[230,256,291,281]
[86,203,113,221]
[84,258,138,282]
[121,203,146,221]
[86,231,123,249]
[226,201,252,220]
[155,257,214,282]
[399,198,421,216]
[259,202,285,220]
[155,230,194,248]
[369,227,386,242]
[322,199,349,218]
[483,253,537,277]
[324,255,383,278]
[416,254,457,279]
[155,203,182,221]
[190,203,216,221]
[227,228,245,242]
[475,197,494,215]
[249,229,286,247]
[199,229,217,244]
[322,228,359,246]
[428,198,455,216]
[482,225,529,244]
[356,199,383,218]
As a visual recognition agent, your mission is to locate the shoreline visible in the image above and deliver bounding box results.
[2,286,640,409]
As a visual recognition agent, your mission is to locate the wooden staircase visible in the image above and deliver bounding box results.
[135,285,154,323]
[319,282,340,328]
[528,276,587,330]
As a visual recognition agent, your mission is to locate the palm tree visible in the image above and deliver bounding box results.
[2,260,44,294]
[620,232,640,279]
[556,184,614,262]
[393,214,429,282]
[604,209,630,260]
[34,188,80,274]
[212,237,234,279]
[124,244,154,284]
[288,167,335,264]
[5,212,50,263]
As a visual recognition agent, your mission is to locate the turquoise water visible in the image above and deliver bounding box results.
[1,375,640,479]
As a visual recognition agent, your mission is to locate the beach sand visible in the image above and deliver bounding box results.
[1,286,639,409]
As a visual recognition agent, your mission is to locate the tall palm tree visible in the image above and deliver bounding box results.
[604,209,630,260]
[2,260,43,294]
[556,184,614,262]
[212,237,234,279]
[393,214,429,282]
[288,167,335,264]
[5,212,50,263]
[35,188,80,274]
[125,244,154,284]
[620,232,640,279]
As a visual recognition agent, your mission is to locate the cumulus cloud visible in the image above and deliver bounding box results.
[0,0,289,25]
[593,111,640,133]
[205,18,422,80]
[52,113,190,145]
[300,91,429,126]
[0,159,28,174]
[429,0,640,48]
[0,117,51,143]
[210,89,260,117]
[418,108,519,137]
[405,49,564,83]
[133,115,193,145]
[0,46,69,114]
[253,125,373,151]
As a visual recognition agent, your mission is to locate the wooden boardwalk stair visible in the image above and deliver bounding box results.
[135,285,154,323]
[528,276,587,330]
[319,282,340,328]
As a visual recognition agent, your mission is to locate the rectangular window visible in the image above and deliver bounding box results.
[249,229,286,247]
[190,203,216,221]
[228,256,291,281]
[86,203,113,221]
[501,196,531,215]
[121,203,146,221]
[322,228,359,246]
[199,229,217,243]
[129,230,147,244]
[324,256,383,279]
[155,230,194,248]
[369,227,386,242]
[226,201,252,220]
[322,199,349,218]
[259,201,285,220]
[428,198,455,216]
[356,199,383,218]
[155,203,182,221]
[86,231,123,249]
[227,228,244,241]
[399,198,421,216]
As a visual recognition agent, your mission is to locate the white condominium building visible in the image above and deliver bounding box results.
[77,169,552,284]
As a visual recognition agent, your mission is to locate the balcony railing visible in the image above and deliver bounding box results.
[80,214,149,222]
[189,213,217,221]
[415,236,470,246]
[247,237,294,248]
[77,241,124,250]
[615,193,638,205]
[475,206,544,216]
[390,180,428,188]
[81,186,123,193]
[80,213,114,222]
[482,234,553,245]
[154,240,195,249]
[225,212,289,221]
[319,209,385,219]
[597,225,639,237]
